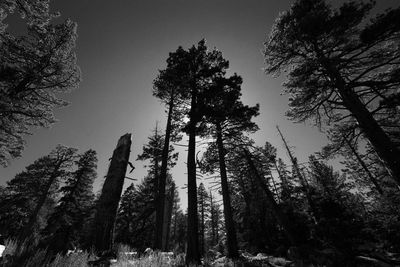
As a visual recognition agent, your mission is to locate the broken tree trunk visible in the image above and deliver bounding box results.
[91,133,132,253]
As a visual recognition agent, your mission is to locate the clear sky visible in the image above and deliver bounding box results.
[1,0,399,210]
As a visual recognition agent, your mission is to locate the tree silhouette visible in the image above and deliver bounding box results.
[200,73,259,259]
[152,69,183,250]
[264,0,400,184]
[40,149,97,255]
[0,0,80,166]
[160,39,229,264]
[19,145,78,244]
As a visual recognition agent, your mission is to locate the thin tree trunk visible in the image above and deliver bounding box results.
[276,126,318,222]
[209,191,216,246]
[162,183,175,250]
[243,149,298,246]
[156,91,175,250]
[316,50,400,184]
[343,136,384,195]
[19,162,63,243]
[216,122,239,259]
[186,90,201,264]
[91,134,132,253]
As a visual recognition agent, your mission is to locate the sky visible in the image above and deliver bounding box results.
[1,0,399,210]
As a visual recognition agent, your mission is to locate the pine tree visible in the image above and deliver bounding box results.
[0,157,58,238]
[200,73,259,259]
[159,39,229,264]
[264,0,400,183]
[207,191,222,249]
[197,183,210,257]
[137,125,178,249]
[153,69,184,250]
[40,149,97,254]
[115,176,156,251]
[0,0,80,166]
[19,145,78,244]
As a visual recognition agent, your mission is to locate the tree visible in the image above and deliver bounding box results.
[160,39,229,264]
[115,177,156,251]
[307,155,366,260]
[19,145,78,243]
[0,0,80,166]
[200,73,259,259]
[208,76,259,253]
[207,191,222,249]
[153,68,184,251]
[169,187,186,253]
[320,125,385,195]
[197,183,210,257]
[242,147,298,246]
[0,157,59,238]
[90,134,131,253]
[40,149,97,254]
[136,125,178,249]
[264,0,400,184]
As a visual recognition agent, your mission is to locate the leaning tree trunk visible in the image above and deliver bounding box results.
[216,122,239,259]
[186,89,201,265]
[18,162,62,244]
[316,50,400,185]
[343,135,384,195]
[91,134,132,253]
[276,126,318,223]
[243,149,298,246]
[156,92,175,250]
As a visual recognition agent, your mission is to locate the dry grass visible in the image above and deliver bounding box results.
[2,240,188,266]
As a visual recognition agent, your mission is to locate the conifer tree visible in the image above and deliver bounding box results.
[197,183,210,257]
[264,0,400,183]
[153,69,184,250]
[137,125,178,249]
[200,73,259,259]
[19,145,78,243]
[160,40,229,264]
[0,157,58,238]
[0,0,80,166]
[41,149,97,254]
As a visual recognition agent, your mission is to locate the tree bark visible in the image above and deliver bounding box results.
[216,122,239,259]
[162,183,175,250]
[186,90,201,265]
[316,50,400,185]
[338,86,400,185]
[155,91,175,250]
[91,134,132,253]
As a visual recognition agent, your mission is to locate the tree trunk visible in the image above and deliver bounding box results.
[343,136,384,195]
[243,148,298,246]
[19,162,62,243]
[209,192,216,247]
[317,51,400,185]
[91,134,132,253]
[156,92,175,250]
[186,91,201,265]
[340,87,400,184]
[276,126,318,222]
[216,122,239,259]
[162,183,175,251]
